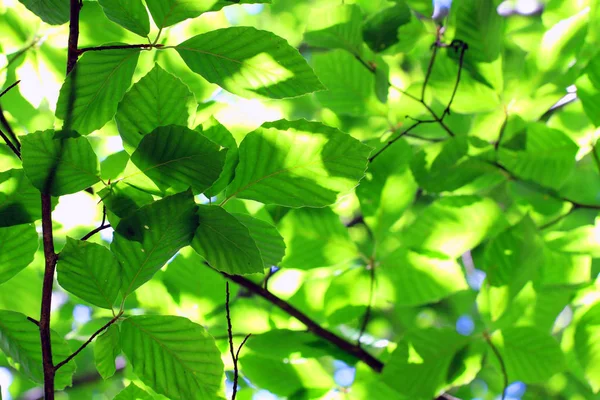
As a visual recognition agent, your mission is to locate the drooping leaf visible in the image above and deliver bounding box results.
[225,119,372,207]
[279,208,358,270]
[453,0,504,63]
[0,310,76,390]
[0,224,37,285]
[99,181,154,221]
[56,47,141,134]
[362,1,411,53]
[176,27,324,99]
[491,327,566,383]
[197,118,239,197]
[17,0,69,25]
[303,4,363,54]
[232,213,286,268]
[381,248,468,306]
[130,125,226,194]
[120,315,224,399]
[94,325,120,380]
[191,205,264,275]
[57,238,121,309]
[97,0,150,37]
[21,130,100,196]
[114,382,152,400]
[0,169,43,227]
[382,328,467,399]
[146,0,271,28]
[312,50,375,116]
[574,302,600,392]
[116,63,195,150]
[113,191,199,297]
[401,195,504,258]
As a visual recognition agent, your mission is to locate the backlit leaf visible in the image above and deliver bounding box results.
[0,224,37,285]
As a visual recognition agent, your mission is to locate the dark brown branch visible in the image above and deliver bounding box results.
[0,105,20,152]
[80,224,111,241]
[441,40,468,120]
[221,271,384,372]
[484,332,508,400]
[225,283,249,400]
[357,259,376,345]
[0,127,21,158]
[27,316,40,326]
[55,313,121,371]
[422,42,440,102]
[2,37,43,73]
[369,121,423,163]
[78,43,164,55]
[0,80,20,98]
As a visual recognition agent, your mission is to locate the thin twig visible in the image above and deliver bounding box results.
[494,106,509,152]
[27,316,40,326]
[357,259,376,345]
[369,121,423,163]
[422,42,439,101]
[539,205,579,230]
[0,80,20,98]
[0,105,20,151]
[441,40,468,120]
[81,206,110,241]
[226,283,249,400]
[55,313,122,371]
[0,127,21,158]
[483,332,508,400]
[78,43,164,55]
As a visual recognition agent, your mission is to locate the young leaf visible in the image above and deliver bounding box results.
[191,205,264,275]
[56,47,141,135]
[0,310,76,390]
[116,63,195,150]
[113,191,199,297]
[0,169,44,227]
[120,315,224,399]
[491,327,566,383]
[57,238,121,309]
[176,27,324,99]
[97,0,150,37]
[278,207,358,270]
[232,213,286,268]
[225,119,372,207]
[303,4,363,54]
[21,130,100,196]
[0,224,38,285]
[146,0,271,28]
[114,382,152,400]
[17,0,69,25]
[130,125,226,194]
[94,325,120,380]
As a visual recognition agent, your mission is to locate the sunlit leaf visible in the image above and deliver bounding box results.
[17,0,69,25]
[120,315,224,399]
[94,325,120,380]
[233,213,286,268]
[0,224,37,285]
[226,119,371,207]
[98,0,150,37]
[176,27,324,99]
[362,1,411,53]
[454,0,503,63]
[304,4,363,54]
[0,169,42,227]
[197,118,238,197]
[574,302,600,392]
[114,382,152,400]
[56,48,141,134]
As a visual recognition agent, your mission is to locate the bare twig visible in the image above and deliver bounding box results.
[422,42,440,101]
[81,206,110,241]
[369,121,423,163]
[0,80,20,98]
[55,313,122,371]
[225,283,251,400]
[441,40,468,120]
[483,332,508,400]
[0,105,20,152]
[78,43,164,55]
[0,127,21,158]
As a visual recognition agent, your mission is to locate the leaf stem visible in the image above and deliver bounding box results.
[483,331,508,400]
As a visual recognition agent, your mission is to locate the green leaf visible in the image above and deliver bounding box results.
[94,325,120,380]
[113,191,199,297]
[382,328,467,399]
[0,224,37,285]
[21,130,100,196]
[574,302,600,392]
[499,124,578,190]
[0,169,43,227]
[56,47,141,135]
[120,315,224,399]
[130,125,226,194]
[0,310,76,390]
[116,63,195,150]
[176,27,324,99]
[99,181,154,220]
[198,118,238,197]
[17,0,69,25]
[97,0,150,37]
[146,0,270,28]
[225,119,372,207]
[491,327,566,383]
[577,58,600,127]
[303,4,363,54]
[191,205,264,275]
[278,208,358,270]
[57,238,121,309]
[401,195,504,258]
[453,0,504,63]
[312,50,375,116]
[100,150,129,181]
[232,213,286,268]
[362,2,411,53]
[114,383,152,400]
[381,248,468,306]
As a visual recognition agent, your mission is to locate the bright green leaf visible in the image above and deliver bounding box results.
[225,119,371,207]
[362,2,411,53]
[233,213,286,268]
[454,0,504,63]
[0,169,42,227]
[176,27,324,99]
[17,0,69,25]
[303,4,363,54]
[120,315,224,399]
[198,118,238,197]
[98,0,150,37]
[574,302,600,392]
[94,325,120,380]
[0,224,37,285]
[114,382,152,400]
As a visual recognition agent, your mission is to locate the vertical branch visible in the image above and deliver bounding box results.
[441,40,468,120]
[225,282,251,400]
[484,332,509,400]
